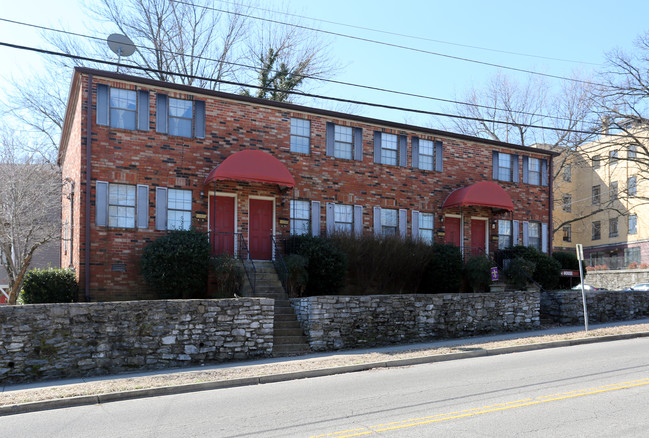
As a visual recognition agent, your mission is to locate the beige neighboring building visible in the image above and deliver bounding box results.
[553,124,648,268]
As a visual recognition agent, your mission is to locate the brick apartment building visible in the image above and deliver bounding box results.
[58,67,557,301]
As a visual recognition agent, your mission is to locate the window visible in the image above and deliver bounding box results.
[167,189,192,230]
[609,150,618,166]
[381,209,398,236]
[109,88,137,130]
[563,164,571,182]
[493,152,518,182]
[625,247,641,266]
[592,221,601,241]
[629,214,638,235]
[527,157,541,185]
[609,217,619,238]
[380,133,398,166]
[418,213,434,244]
[562,224,571,242]
[592,185,601,204]
[156,93,205,139]
[592,155,601,169]
[610,181,618,200]
[562,194,571,212]
[334,204,353,233]
[290,200,310,235]
[498,220,512,249]
[528,222,541,250]
[109,184,136,228]
[334,125,353,159]
[417,139,436,171]
[628,176,637,196]
[629,144,637,159]
[290,118,310,154]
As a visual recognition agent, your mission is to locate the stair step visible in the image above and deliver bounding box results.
[274,320,302,330]
[272,344,311,356]
[274,328,304,337]
[274,313,300,322]
[273,335,308,345]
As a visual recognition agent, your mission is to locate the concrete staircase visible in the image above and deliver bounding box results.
[242,260,310,356]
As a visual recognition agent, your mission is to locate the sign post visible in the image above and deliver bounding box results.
[576,244,589,332]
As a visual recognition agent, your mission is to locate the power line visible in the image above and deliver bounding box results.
[0,17,585,124]
[173,0,601,87]
[214,0,600,67]
[0,41,615,138]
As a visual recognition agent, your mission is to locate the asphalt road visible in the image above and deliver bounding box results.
[2,337,649,437]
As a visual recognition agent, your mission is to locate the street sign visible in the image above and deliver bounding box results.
[576,244,584,261]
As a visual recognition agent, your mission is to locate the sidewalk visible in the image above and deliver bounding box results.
[2,318,649,416]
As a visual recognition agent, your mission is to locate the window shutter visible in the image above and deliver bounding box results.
[311,201,321,236]
[373,131,381,164]
[326,202,335,235]
[137,185,149,229]
[541,222,549,253]
[156,93,168,134]
[512,220,519,245]
[435,141,443,172]
[398,135,407,167]
[398,209,407,238]
[541,159,548,186]
[522,156,529,183]
[155,187,168,230]
[412,210,420,240]
[137,90,150,131]
[492,151,499,180]
[522,221,529,246]
[96,181,108,226]
[96,84,109,126]
[512,155,519,183]
[353,127,363,161]
[194,100,206,139]
[353,205,363,237]
[412,137,419,168]
[373,206,382,236]
[326,122,335,156]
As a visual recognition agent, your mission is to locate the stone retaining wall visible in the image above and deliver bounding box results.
[290,292,540,351]
[0,298,274,384]
[585,269,649,291]
[541,290,649,325]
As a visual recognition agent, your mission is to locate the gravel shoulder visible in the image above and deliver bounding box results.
[3,323,649,407]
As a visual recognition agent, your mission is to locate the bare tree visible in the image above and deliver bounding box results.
[0,132,61,305]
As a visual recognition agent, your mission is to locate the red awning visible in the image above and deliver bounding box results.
[442,181,514,211]
[204,150,295,187]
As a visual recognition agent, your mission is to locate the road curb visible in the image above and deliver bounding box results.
[3,331,649,416]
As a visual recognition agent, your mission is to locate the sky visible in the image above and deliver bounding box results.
[1,0,649,130]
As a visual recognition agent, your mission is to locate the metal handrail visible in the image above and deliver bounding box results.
[490,247,545,292]
[271,234,289,295]
[237,233,256,294]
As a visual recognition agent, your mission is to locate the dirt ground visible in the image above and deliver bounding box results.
[2,323,649,407]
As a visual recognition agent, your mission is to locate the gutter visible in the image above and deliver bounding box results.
[549,157,554,254]
[84,74,92,302]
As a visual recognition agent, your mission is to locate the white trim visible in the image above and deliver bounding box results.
[470,217,489,254]
[207,191,238,255]
[445,214,461,218]
[0,285,9,301]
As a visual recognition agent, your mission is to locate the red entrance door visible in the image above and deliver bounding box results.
[471,219,486,256]
[210,196,235,256]
[249,199,273,260]
[445,217,461,246]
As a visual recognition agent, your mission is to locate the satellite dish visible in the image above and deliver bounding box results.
[107,33,135,72]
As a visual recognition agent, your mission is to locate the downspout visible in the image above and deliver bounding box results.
[548,157,554,254]
[84,74,93,302]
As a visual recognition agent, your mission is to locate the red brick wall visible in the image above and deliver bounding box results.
[61,72,552,301]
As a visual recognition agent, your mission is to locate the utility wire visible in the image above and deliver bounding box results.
[173,0,602,87]
[214,0,600,66]
[0,40,620,138]
[0,16,585,124]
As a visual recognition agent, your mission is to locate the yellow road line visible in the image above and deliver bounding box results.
[310,377,649,438]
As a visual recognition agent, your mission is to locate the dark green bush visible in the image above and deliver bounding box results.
[497,246,561,290]
[141,229,211,299]
[419,244,463,294]
[283,254,309,297]
[211,254,243,298]
[464,256,493,292]
[504,258,536,290]
[552,251,585,288]
[22,268,78,304]
[284,235,348,296]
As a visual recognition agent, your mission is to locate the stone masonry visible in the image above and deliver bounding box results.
[290,292,540,351]
[0,298,273,384]
[541,290,649,325]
